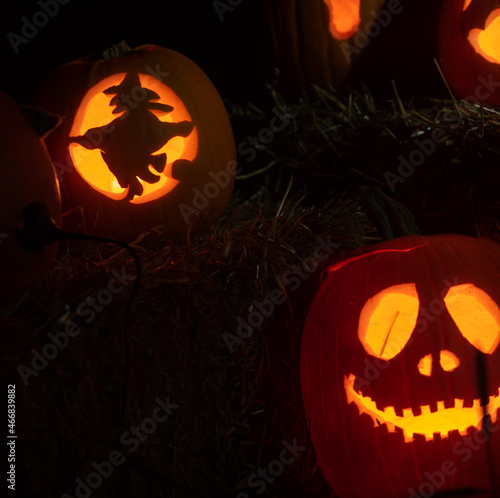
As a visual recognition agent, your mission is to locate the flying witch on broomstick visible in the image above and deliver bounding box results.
[70,72,194,201]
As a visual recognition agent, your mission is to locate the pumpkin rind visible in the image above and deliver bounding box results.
[0,91,61,295]
[438,0,500,104]
[301,234,500,497]
[233,0,387,97]
[31,44,236,241]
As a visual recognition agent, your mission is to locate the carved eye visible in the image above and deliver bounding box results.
[358,283,419,360]
[322,0,361,40]
[467,8,500,65]
[444,284,500,354]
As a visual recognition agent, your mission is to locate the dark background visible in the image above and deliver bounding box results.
[1,0,445,107]
[0,0,242,103]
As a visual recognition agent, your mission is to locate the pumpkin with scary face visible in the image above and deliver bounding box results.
[439,0,500,104]
[31,43,236,240]
[301,234,500,497]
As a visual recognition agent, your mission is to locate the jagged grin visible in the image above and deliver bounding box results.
[344,374,500,443]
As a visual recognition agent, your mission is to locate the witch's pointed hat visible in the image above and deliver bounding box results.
[103,72,174,114]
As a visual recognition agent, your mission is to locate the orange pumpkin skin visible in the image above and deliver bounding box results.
[234,0,387,97]
[439,0,500,105]
[0,91,61,295]
[31,44,236,241]
[301,234,500,497]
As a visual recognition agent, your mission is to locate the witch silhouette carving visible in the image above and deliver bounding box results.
[70,72,194,201]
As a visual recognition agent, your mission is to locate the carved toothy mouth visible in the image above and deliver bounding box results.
[344,374,500,443]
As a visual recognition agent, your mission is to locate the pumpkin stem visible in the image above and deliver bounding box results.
[102,40,132,60]
[20,105,61,139]
[358,186,422,239]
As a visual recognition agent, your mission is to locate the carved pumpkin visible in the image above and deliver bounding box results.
[31,43,236,241]
[233,0,387,96]
[0,91,61,295]
[301,234,500,497]
[439,0,500,104]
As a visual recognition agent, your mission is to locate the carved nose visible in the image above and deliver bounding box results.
[418,350,460,376]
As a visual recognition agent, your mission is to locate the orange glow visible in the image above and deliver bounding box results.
[417,351,460,377]
[463,0,472,11]
[345,373,500,443]
[69,73,198,204]
[440,350,460,372]
[467,8,500,65]
[358,283,419,360]
[444,284,500,354]
[323,0,361,40]
[418,354,432,376]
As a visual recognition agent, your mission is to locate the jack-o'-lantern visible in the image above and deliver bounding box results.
[0,90,61,295]
[301,234,500,497]
[31,42,236,241]
[439,0,500,104]
[232,0,387,97]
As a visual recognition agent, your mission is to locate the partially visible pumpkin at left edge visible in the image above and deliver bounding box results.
[0,90,61,296]
[31,43,236,241]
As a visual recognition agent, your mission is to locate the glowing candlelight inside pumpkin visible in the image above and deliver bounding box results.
[323,0,361,40]
[468,8,500,64]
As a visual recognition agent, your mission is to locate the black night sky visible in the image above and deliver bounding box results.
[1,0,445,106]
[1,1,246,104]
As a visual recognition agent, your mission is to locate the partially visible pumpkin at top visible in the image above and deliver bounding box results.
[439,0,500,104]
[31,43,236,241]
[232,0,387,96]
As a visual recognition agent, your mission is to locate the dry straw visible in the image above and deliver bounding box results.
[2,83,500,497]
